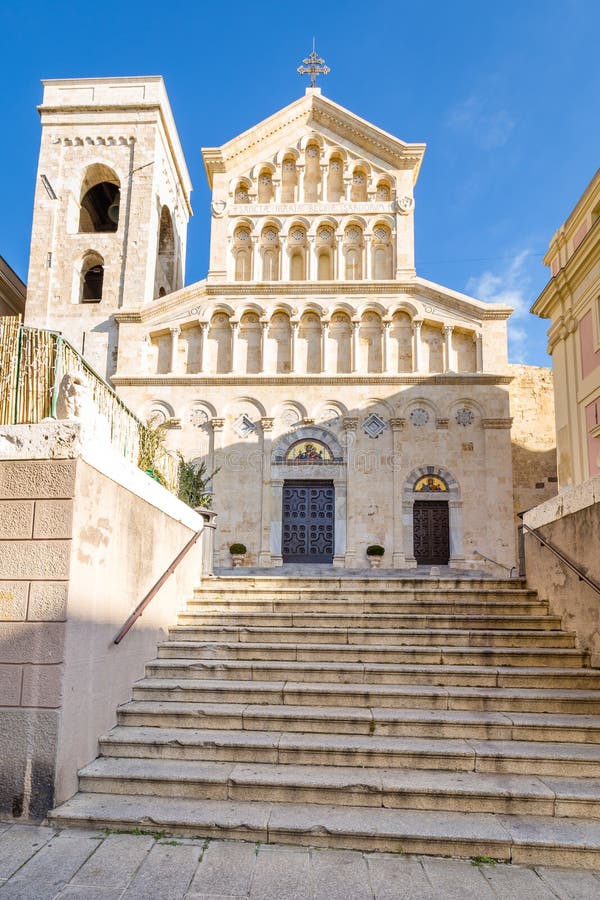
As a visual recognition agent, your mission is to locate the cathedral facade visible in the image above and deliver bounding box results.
[24,76,555,571]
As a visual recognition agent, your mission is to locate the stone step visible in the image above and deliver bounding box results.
[131,678,600,714]
[176,612,562,630]
[76,757,600,818]
[48,792,600,868]
[166,626,576,648]
[185,599,550,616]
[197,577,530,592]
[98,726,600,777]
[117,700,600,744]
[157,640,589,669]
[146,658,600,689]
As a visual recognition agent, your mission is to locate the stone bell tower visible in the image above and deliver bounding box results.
[24,76,192,378]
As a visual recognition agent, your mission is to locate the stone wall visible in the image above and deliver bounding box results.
[0,422,208,819]
[523,475,600,665]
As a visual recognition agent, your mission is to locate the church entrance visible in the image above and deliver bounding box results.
[413,501,450,565]
[282,480,334,563]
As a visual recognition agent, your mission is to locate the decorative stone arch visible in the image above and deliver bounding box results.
[146,399,175,426]
[402,465,463,569]
[269,424,348,565]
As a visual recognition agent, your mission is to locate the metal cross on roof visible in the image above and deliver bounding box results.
[297,40,330,88]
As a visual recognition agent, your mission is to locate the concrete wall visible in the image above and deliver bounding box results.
[0,421,208,819]
[523,475,600,666]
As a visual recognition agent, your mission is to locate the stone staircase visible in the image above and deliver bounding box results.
[50,575,600,868]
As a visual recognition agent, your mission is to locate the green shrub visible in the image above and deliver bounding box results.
[177,454,219,508]
[366,544,385,556]
[229,543,247,555]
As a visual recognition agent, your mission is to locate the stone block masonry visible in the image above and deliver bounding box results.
[0,421,209,820]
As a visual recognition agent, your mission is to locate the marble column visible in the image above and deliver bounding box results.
[307,236,316,281]
[280,237,290,281]
[260,320,269,373]
[251,236,259,281]
[343,176,352,201]
[272,174,282,203]
[364,236,372,280]
[444,325,454,372]
[143,334,152,374]
[296,165,305,203]
[230,321,239,374]
[383,320,391,374]
[291,320,299,373]
[321,320,329,374]
[169,326,180,374]
[319,164,328,201]
[352,320,360,373]
[342,417,359,567]
[412,319,423,373]
[390,418,406,567]
[198,321,209,373]
[259,417,274,565]
[335,235,343,280]
[474,332,483,372]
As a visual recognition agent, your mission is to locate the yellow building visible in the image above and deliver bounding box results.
[532,168,600,486]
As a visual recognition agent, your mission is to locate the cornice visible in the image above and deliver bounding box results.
[532,217,600,320]
[112,373,513,387]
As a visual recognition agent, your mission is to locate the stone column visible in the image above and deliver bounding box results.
[260,320,269,373]
[335,235,343,280]
[343,176,352,201]
[319,164,328,201]
[280,237,290,281]
[270,478,284,565]
[307,235,316,281]
[143,334,152,374]
[230,321,239,374]
[390,418,406,567]
[352,320,360,373]
[296,165,305,203]
[199,321,209,373]
[342,417,359,567]
[273,174,282,203]
[383,320,392,373]
[321,320,329,374]
[474,332,483,372]
[259,417,274,565]
[251,236,259,281]
[364,236,372,280]
[444,325,454,372]
[291,320,299,373]
[169,326,180,374]
[412,318,423,373]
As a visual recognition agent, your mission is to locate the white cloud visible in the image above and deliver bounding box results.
[446,94,515,149]
[466,251,532,363]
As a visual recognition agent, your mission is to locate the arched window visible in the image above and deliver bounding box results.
[344,226,363,280]
[327,155,344,202]
[376,180,392,201]
[261,227,280,281]
[81,253,104,302]
[288,226,307,280]
[257,169,274,203]
[79,164,120,233]
[233,227,252,281]
[154,206,176,298]
[350,168,368,202]
[372,224,393,279]
[234,181,250,203]
[316,225,335,280]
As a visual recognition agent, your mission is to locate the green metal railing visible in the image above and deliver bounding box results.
[0,316,178,490]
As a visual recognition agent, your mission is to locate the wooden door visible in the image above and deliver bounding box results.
[282,481,334,563]
[413,501,450,565]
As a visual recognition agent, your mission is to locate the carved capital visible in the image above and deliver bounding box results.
[261,417,275,432]
[389,417,406,431]
[210,417,225,431]
[343,416,359,431]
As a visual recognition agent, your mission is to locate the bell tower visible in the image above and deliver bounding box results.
[25,76,192,378]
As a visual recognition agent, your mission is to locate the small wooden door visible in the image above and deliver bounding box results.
[282,480,334,563]
[413,501,450,565]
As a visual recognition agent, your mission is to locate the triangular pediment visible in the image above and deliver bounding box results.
[202,89,426,187]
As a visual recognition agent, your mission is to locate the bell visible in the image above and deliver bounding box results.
[107,197,120,224]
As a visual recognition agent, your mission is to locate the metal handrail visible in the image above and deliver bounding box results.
[113,528,203,644]
[521,521,600,597]
[474,549,519,577]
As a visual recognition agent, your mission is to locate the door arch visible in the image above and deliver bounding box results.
[402,466,463,567]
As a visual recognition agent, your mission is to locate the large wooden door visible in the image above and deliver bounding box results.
[282,480,334,563]
[413,501,450,565]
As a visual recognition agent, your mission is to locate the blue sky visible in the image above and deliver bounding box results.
[2,0,599,366]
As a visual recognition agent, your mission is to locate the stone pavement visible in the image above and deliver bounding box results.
[1,823,600,899]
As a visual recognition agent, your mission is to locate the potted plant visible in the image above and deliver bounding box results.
[366,544,385,568]
[229,542,247,567]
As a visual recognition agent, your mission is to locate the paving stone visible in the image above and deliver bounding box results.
[480,862,558,898]
[68,833,155,890]
[188,839,257,896]
[0,824,55,879]
[0,831,101,900]
[122,841,201,899]
[536,865,600,898]
[310,848,373,900]
[249,844,310,899]
[420,856,495,898]
[55,887,123,899]
[366,853,435,900]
